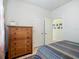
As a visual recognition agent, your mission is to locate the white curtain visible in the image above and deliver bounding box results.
[0,0,4,59]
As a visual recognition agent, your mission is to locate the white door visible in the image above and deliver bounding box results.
[45,17,53,45]
[33,17,53,47]
[33,18,44,47]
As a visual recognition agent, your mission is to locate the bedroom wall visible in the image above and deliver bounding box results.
[51,0,79,43]
[5,0,51,48]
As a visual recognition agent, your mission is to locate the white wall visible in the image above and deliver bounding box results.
[5,0,51,47]
[51,0,79,43]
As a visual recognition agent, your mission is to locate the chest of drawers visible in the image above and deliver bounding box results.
[8,26,32,59]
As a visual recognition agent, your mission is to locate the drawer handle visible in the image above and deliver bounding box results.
[16,28,18,30]
[15,53,16,55]
[27,41,29,43]
[27,37,30,39]
[27,32,29,34]
[27,45,29,47]
[14,33,16,34]
[14,43,16,45]
[14,38,16,40]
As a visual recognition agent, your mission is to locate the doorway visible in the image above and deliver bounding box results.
[52,18,63,42]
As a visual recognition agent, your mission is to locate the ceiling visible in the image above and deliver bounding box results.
[24,0,72,11]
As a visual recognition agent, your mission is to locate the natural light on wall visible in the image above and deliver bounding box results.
[53,18,63,42]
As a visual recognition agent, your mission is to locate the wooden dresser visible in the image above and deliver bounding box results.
[8,26,32,59]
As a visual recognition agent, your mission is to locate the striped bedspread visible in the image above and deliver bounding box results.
[49,40,79,59]
[36,45,73,59]
[26,40,79,59]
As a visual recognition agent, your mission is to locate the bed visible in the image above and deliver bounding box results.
[26,40,79,59]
